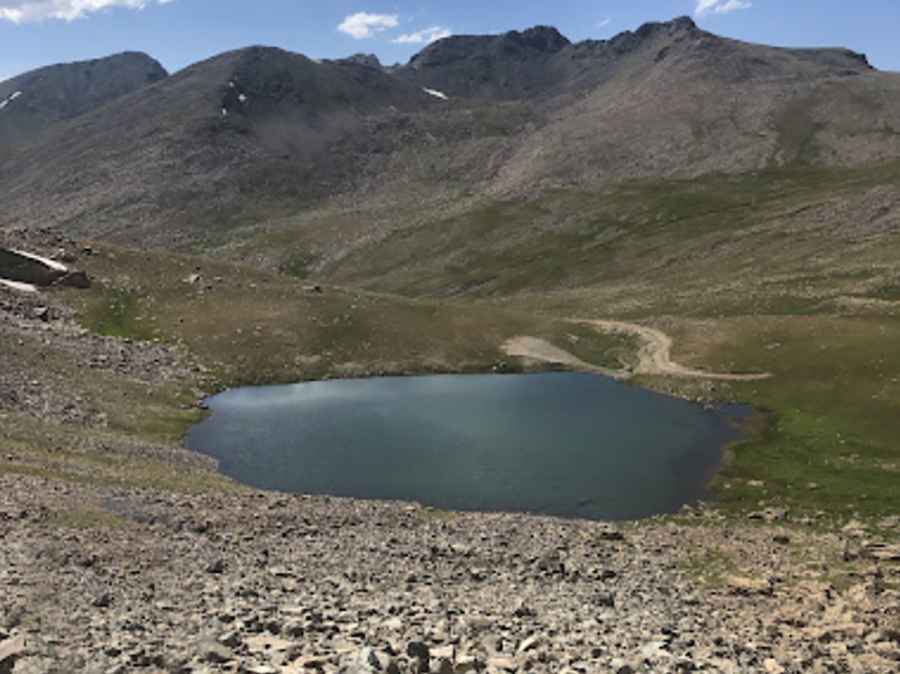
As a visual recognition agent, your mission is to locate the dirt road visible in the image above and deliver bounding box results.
[501,336,624,378]
[502,319,772,381]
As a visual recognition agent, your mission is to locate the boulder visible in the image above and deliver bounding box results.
[0,248,90,289]
[199,640,234,665]
[0,637,26,674]
[0,249,66,286]
[58,270,91,289]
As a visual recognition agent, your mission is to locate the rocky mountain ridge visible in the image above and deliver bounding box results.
[0,51,167,150]
[0,17,897,260]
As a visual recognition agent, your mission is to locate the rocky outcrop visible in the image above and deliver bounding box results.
[0,248,90,289]
[340,53,384,70]
[0,636,26,674]
[0,249,66,286]
[398,26,573,100]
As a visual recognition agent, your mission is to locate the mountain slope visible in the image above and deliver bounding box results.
[0,17,899,260]
[0,52,167,149]
[486,21,897,192]
[0,46,459,245]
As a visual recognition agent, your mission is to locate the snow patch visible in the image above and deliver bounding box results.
[221,108,228,117]
[0,278,38,293]
[238,93,247,103]
[11,249,68,272]
[423,87,449,101]
[228,81,236,89]
[0,90,22,111]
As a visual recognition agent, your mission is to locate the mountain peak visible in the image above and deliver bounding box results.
[0,51,168,148]
[341,53,383,69]
[633,15,698,39]
[670,16,697,30]
[503,26,571,52]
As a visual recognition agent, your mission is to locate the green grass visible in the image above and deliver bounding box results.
[322,161,900,309]
[701,316,900,520]
[68,244,633,390]
[82,288,158,341]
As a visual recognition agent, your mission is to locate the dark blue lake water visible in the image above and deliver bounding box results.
[185,373,747,520]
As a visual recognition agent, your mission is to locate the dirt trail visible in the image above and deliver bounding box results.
[502,320,772,381]
[501,336,623,378]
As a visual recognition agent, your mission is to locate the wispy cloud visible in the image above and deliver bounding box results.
[337,12,399,39]
[0,0,174,23]
[391,25,451,45]
[695,0,752,16]
[596,18,611,28]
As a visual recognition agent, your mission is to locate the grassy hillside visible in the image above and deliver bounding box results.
[69,244,605,388]
[314,162,900,308]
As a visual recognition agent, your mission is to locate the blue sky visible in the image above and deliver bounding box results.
[2,0,899,82]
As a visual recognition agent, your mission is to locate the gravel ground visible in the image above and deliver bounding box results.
[1,476,898,674]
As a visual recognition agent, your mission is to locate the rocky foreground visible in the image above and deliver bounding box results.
[1,233,899,674]
[2,476,899,674]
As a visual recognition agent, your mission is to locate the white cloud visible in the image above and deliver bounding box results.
[695,0,752,16]
[0,0,173,23]
[337,11,399,39]
[596,18,611,28]
[391,25,451,45]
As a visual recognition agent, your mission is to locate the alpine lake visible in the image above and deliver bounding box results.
[185,373,749,521]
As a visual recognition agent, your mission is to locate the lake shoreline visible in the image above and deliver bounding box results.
[186,372,754,522]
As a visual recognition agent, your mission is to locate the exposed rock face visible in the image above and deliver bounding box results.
[398,26,573,100]
[340,53,384,69]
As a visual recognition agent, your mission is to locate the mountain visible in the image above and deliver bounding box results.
[339,53,385,69]
[1,17,899,263]
[0,52,167,149]
[0,45,449,244]
[394,18,873,102]
[395,25,572,100]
